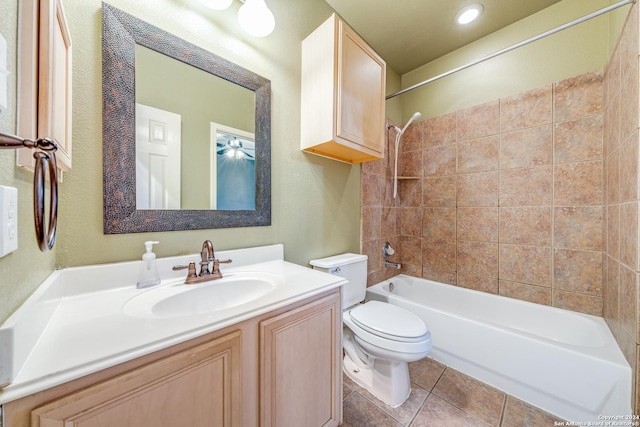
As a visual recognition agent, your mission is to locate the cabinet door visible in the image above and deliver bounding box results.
[31,330,242,427]
[260,293,342,427]
[336,20,385,154]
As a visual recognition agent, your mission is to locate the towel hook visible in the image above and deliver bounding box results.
[0,132,59,252]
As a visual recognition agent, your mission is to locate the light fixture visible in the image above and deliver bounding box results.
[456,4,484,25]
[198,0,233,10]
[238,0,275,37]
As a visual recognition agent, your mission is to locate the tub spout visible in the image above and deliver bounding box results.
[385,261,401,269]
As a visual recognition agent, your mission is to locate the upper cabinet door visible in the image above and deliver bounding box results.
[301,14,386,164]
[18,0,73,173]
[336,20,385,154]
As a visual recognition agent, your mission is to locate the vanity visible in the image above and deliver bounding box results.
[0,244,345,426]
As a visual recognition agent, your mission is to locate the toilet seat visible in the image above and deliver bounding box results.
[349,301,428,342]
[343,301,431,355]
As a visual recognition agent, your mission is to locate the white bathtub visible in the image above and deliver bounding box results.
[365,274,631,422]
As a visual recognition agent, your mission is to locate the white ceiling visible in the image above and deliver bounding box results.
[325,0,564,74]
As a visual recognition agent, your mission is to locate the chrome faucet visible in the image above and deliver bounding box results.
[382,242,402,269]
[173,240,232,284]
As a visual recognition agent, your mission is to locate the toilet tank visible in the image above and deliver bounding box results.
[309,253,368,307]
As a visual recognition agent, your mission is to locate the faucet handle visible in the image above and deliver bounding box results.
[173,262,197,280]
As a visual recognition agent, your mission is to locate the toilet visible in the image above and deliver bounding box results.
[310,253,432,407]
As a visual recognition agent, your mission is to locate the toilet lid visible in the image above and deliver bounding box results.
[349,301,428,341]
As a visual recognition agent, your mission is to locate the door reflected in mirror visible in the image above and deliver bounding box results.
[135,44,255,210]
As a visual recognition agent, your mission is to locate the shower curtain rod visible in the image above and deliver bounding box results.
[386,0,636,100]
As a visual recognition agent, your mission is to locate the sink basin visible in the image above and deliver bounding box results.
[123,273,279,318]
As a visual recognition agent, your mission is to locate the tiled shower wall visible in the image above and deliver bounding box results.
[362,2,640,411]
[603,3,640,412]
[362,70,605,316]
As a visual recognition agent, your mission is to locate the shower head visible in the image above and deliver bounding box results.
[400,112,422,134]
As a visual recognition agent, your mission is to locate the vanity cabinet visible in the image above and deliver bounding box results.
[260,293,342,427]
[2,289,342,427]
[31,331,242,426]
[301,13,386,164]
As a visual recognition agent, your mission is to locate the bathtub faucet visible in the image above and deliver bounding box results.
[384,261,401,269]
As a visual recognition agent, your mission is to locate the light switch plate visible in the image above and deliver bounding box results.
[0,186,18,257]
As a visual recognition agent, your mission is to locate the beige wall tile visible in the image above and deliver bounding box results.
[619,265,637,340]
[422,207,456,239]
[457,241,498,279]
[400,120,424,153]
[399,150,423,178]
[499,207,551,246]
[553,249,603,295]
[604,95,621,156]
[553,115,603,164]
[499,244,551,286]
[554,160,603,206]
[361,206,382,241]
[620,202,638,270]
[605,147,621,204]
[457,274,498,294]
[605,43,621,112]
[606,204,621,260]
[553,289,603,316]
[499,166,552,206]
[423,269,457,285]
[457,100,500,141]
[457,135,500,174]
[398,179,422,207]
[500,85,553,133]
[457,172,498,207]
[423,176,457,207]
[603,256,620,338]
[457,207,498,242]
[554,206,603,250]
[381,207,399,239]
[620,46,639,143]
[400,236,422,266]
[422,238,457,276]
[425,112,456,148]
[619,132,639,202]
[499,280,551,305]
[500,125,553,169]
[554,71,603,122]
[361,172,383,207]
[400,207,423,237]
[423,144,456,176]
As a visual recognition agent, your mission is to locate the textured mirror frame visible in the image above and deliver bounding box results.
[102,2,271,234]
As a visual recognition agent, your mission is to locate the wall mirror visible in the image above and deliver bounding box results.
[102,2,271,234]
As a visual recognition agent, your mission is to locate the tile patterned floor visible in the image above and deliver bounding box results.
[342,357,562,427]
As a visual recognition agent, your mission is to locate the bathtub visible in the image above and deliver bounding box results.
[365,274,631,422]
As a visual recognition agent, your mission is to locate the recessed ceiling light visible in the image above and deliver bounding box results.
[456,4,484,25]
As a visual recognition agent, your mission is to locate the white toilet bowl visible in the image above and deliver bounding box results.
[309,253,432,407]
[342,301,432,407]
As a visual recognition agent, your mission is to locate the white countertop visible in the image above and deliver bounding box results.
[0,244,345,404]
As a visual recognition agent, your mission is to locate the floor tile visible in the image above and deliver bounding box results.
[360,384,430,425]
[410,394,492,427]
[432,368,506,427]
[501,396,561,427]
[409,357,446,391]
[342,391,404,427]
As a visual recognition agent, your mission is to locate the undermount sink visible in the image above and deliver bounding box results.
[123,273,279,318]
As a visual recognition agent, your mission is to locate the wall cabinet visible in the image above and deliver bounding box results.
[2,289,341,427]
[301,14,386,164]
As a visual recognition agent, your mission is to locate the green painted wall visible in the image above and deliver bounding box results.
[0,0,631,323]
[397,0,620,122]
[0,1,57,323]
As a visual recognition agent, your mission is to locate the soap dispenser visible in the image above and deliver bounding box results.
[137,241,161,289]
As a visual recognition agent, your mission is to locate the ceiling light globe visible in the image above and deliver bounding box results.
[198,0,233,10]
[238,0,275,37]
